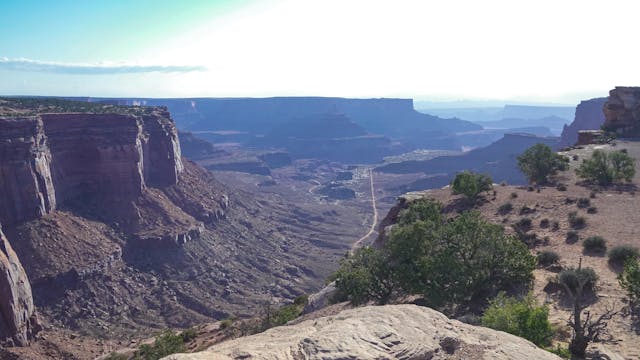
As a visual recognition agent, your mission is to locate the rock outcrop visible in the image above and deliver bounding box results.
[165,304,561,360]
[0,109,183,224]
[559,97,607,147]
[603,86,640,136]
[0,225,39,346]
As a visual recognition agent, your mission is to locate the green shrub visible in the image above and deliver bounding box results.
[518,143,570,184]
[540,218,550,228]
[558,267,598,295]
[576,149,635,185]
[514,217,532,231]
[608,245,640,266]
[398,198,443,225]
[577,198,591,208]
[219,319,233,330]
[566,230,579,244]
[497,202,513,215]
[510,192,518,199]
[618,259,640,305]
[548,344,571,359]
[451,171,493,200]
[568,211,586,229]
[133,330,187,360]
[537,251,560,267]
[335,203,536,314]
[481,292,554,347]
[583,236,607,255]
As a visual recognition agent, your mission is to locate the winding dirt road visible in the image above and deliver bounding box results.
[351,168,378,254]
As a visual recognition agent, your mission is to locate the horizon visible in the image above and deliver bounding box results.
[2,0,639,103]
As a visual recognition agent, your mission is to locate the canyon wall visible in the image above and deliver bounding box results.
[0,109,183,225]
[0,225,39,346]
[559,97,607,147]
[603,86,640,136]
[0,117,56,225]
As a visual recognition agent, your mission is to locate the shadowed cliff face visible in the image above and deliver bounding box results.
[559,97,607,148]
[604,86,640,136]
[0,110,183,225]
[0,225,39,346]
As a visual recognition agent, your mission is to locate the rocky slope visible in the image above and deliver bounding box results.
[559,97,607,147]
[603,86,640,135]
[165,304,561,360]
[0,225,39,346]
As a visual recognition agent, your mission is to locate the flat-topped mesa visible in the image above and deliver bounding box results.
[603,86,640,136]
[0,108,184,224]
[0,117,56,224]
[0,225,39,346]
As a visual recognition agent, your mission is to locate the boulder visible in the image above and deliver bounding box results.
[163,304,561,360]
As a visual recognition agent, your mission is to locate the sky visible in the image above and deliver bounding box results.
[2,0,640,104]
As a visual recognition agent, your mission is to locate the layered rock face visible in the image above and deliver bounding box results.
[559,97,607,147]
[165,305,560,360]
[0,225,39,346]
[0,118,56,225]
[604,86,640,136]
[0,110,183,224]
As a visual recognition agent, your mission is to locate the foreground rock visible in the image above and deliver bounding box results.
[0,225,39,346]
[164,304,560,360]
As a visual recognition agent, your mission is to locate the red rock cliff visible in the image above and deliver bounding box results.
[603,86,640,135]
[0,225,39,346]
[0,109,183,225]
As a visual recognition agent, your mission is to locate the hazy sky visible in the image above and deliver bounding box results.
[2,0,639,103]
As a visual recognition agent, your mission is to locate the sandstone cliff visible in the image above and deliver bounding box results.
[559,97,607,147]
[164,304,561,360]
[603,86,640,136]
[0,109,183,225]
[0,225,39,346]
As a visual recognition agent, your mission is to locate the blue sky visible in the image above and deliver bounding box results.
[2,0,640,103]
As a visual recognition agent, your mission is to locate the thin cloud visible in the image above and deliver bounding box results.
[0,57,207,74]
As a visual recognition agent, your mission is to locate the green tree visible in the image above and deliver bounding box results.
[517,143,569,184]
[576,149,635,185]
[619,258,640,307]
[451,171,493,201]
[332,246,395,305]
[481,292,554,347]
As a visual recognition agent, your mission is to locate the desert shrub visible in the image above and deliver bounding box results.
[133,330,187,360]
[564,197,576,204]
[568,211,586,229]
[518,231,538,247]
[590,191,597,199]
[572,154,579,161]
[566,230,579,244]
[576,198,590,208]
[551,220,560,231]
[537,251,560,267]
[556,183,568,191]
[583,236,607,255]
[548,344,572,359]
[497,202,513,214]
[451,171,493,201]
[510,192,518,199]
[335,203,536,314]
[219,319,233,330]
[481,292,554,347]
[514,217,532,231]
[104,354,128,360]
[608,245,640,266]
[586,207,597,214]
[619,259,640,305]
[519,205,535,215]
[576,149,635,185]
[540,218,550,228]
[518,143,570,184]
[180,328,197,343]
[558,267,598,295]
[500,181,507,186]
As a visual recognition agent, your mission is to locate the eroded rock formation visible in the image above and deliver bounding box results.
[559,97,607,147]
[0,109,183,225]
[0,225,39,346]
[165,305,561,360]
[604,86,640,136]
